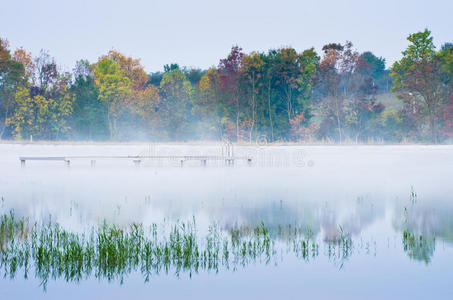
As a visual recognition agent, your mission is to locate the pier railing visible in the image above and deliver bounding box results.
[19,154,252,168]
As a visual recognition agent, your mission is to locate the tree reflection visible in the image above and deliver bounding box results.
[394,189,453,263]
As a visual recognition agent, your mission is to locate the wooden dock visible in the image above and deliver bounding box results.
[19,155,252,168]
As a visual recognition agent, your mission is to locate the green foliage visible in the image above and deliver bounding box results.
[1,31,453,143]
[391,29,436,92]
[438,46,453,84]
[0,38,26,138]
[298,48,319,100]
[391,29,452,143]
[7,85,73,140]
[359,51,391,93]
[93,58,131,139]
[360,52,385,78]
[158,69,193,140]
[71,71,107,140]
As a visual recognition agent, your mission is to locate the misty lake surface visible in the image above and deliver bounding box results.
[1,143,453,300]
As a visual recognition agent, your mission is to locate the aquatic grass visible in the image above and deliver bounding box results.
[0,210,386,290]
[402,230,435,264]
[396,187,440,263]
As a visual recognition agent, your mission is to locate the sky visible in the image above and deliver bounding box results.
[1,0,452,73]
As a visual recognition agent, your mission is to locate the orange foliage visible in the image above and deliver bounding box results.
[104,50,149,91]
[289,112,317,141]
[13,48,34,82]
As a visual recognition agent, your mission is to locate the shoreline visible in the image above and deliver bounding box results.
[1,140,452,147]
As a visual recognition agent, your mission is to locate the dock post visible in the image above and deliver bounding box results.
[133,160,141,167]
[21,159,25,168]
[225,158,234,167]
[90,160,96,168]
[65,160,70,167]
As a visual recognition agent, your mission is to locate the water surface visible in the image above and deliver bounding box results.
[1,144,452,299]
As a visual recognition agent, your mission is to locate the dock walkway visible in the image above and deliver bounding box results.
[19,155,252,167]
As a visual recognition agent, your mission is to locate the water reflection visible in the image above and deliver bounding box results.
[2,145,453,299]
[1,186,453,290]
[1,192,452,290]
[402,230,435,264]
[1,211,360,290]
[393,190,453,263]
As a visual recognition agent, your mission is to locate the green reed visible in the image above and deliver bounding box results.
[0,211,367,290]
[402,230,435,264]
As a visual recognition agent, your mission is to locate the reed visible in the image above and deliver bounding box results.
[0,210,391,290]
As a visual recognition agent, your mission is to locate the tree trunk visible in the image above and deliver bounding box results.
[0,106,9,140]
[286,87,292,123]
[107,109,114,140]
[334,97,342,143]
[428,98,439,144]
[236,97,239,142]
[430,109,438,144]
[267,79,274,142]
[249,74,256,144]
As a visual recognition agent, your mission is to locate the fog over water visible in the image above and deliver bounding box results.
[1,143,453,299]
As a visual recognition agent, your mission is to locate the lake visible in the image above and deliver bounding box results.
[1,143,453,299]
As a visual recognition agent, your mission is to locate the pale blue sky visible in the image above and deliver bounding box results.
[1,0,452,73]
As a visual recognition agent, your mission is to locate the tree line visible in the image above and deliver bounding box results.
[1,29,452,143]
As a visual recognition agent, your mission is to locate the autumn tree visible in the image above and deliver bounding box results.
[33,50,58,92]
[12,47,34,84]
[195,67,226,139]
[9,50,75,140]
[391,29,451,143]
[0,38,25,139]
[261,50,278,141]
[158,66,192,140]
[273,48,303,124]
[291,48,319,141]
[8,76,73,140]
[93,57,131,139]
[70,60,108,139]
[2,33,453,143]
[340,51,387,142]
[242,51,265,142]
[316,43,346,141]
[218,46,245,141]
[359,51,391,92]
[439,94,453,138]
[437,44,453,139]
[183,67,205,86]
[315,42,379,142]
[103,50,160,139]
[345,77,385,142]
